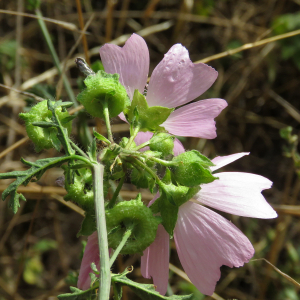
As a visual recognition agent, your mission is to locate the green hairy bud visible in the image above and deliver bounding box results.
[106,198,160,254]
[149,133,174,156]
[63,167,94,211]
[77,71,129,118]
[171,150,217,187]
[19,100,72,152]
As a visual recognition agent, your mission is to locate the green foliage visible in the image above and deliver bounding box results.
[91,60,105,72]
[130,166,155,191]
[0,40,17,71]
[57,286,97,300]
[171,150,217,187]
[273,12,300,70]
[23,239,57,286]
[106,197,161,254]
[77,71,129,118]
[0,155,70,213]
[151,170,200,237]
[19,100,73,152]
[126,90,173,132]
[112,271,193,300]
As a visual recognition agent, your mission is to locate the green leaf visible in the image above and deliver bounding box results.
[77,211,96,237]
[88,139,97,162]
[159,196,178,238]
[112,273,193,300]
[61,115,76,124]
[112,281,122,300]
[50,130,61,152]
[32,121,58,128]
[150,181,200,237]
[127,90,173,132]
[57,286,96,300]
[93,129,111,144]
[0,156,70,213]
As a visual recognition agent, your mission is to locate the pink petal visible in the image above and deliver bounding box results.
[77,231,99,290]
[100,34,149,100]
[174,202,254,296]
[141,224,170,295]
[147,44,218,108]
[195,172,277,219]
[134,132,185,156]
[210,152,249,172]
[161,99,227,138]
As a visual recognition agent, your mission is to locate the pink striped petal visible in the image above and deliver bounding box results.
[174,202,254,296]
[100,34,149,100]
[195,172,277,219]
[162,99,227,138]
[134,132,185,156]
[210,152,249,172]
[147,44,218,108]
[77,231,99,290]
[141,224,170,295]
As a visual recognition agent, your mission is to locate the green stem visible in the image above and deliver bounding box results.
[102,100,113,143]
[35,9,78,107]
[107,176,125,209]
[141,154,175,167]
[93,163,110,300]
[130,157,162,184]
[109,224,134,268]
[125,126,140,149]
[69,140,89,159]
[133,140,150,151]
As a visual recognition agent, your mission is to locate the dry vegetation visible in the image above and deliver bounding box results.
[1,0,300,299]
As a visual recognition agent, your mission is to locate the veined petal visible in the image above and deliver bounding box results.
[134,132,185,156]
[141,224,170,295]
[77,231,99,290]
[100,34,149,100]
[162,99,227,138]
[210,152,249,172]
[147,44,218,108]
[174,202,254,296]
[195,172,277,219]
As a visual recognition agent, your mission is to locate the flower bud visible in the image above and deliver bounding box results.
[171,150,217,187]
[64,167,94,211]
[149,133,174,156]
[106,198,160,254]
[19,100,72,152]
[77,71,129,118]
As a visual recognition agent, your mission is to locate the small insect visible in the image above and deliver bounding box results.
[75,57,95,76]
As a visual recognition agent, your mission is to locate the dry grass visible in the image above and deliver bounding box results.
[1,0,300,299]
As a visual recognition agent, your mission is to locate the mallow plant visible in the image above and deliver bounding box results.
[0,34,277,300]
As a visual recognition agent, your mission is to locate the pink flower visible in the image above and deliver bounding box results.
[141,152,277,296]
[77,231,99,290]
[100,34,227,139]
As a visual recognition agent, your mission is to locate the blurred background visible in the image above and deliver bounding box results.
[0,0,300,299]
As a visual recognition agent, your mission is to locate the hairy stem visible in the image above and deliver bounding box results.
[107,176,125,209]
[132,140,150,151]
[125,126,140,149]
[102,100,113,143]
[109,224,134,267]
[93,163,110,300]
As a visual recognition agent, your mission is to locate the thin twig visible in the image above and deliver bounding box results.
[56,13,95,99]
[75,0,91,65]
[0,9,90,34]
[0,83,45,101]
[0,137,29,159]
[198,28,300,63]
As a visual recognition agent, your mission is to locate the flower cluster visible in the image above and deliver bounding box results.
[77,34,277,296]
